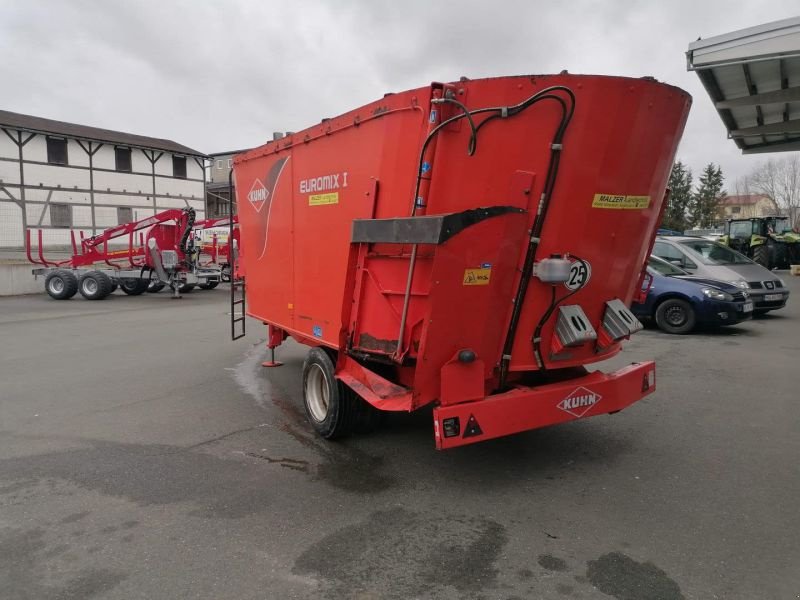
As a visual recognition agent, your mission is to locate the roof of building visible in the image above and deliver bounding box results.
[0,109,206,157]
[687,17,800,154]
[720,194,772,206]
[208,148,252,158]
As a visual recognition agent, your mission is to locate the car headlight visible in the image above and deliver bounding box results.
[702,288,733,301]
[731,280,749,289]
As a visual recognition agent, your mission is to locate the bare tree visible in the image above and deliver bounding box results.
[747,156,800,226]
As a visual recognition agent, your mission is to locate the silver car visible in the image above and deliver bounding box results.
[652,236,790,314]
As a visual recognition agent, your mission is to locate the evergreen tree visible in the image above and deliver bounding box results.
[690,163,725,228]
[662,161,693,231]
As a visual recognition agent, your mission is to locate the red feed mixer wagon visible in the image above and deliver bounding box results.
[232,74,691,449]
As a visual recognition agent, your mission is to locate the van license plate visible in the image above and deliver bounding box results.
[764,294,782,302]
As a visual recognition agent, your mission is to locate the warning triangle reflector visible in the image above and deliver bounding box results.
[463,414,483,438]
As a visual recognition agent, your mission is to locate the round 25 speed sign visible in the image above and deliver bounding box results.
[564,258,591,291]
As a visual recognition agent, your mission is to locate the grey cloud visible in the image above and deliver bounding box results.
[1,0,798,185]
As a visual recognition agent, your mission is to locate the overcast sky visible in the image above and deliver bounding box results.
[1,0,798,187]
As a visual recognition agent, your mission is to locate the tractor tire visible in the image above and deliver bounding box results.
[654,298,696,334]
[147,280,166,293]
[198,281,219,290]
[302,347,360,439]
[78,270,113,300]
[753,244,770,269]
[178,283,195,293]
[44,269,78,300]
[119,278,149,296]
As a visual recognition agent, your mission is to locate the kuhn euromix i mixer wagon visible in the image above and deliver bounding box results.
[232,73,691,449]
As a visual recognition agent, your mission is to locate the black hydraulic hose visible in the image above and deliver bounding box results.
[496,88,575,388]
[402,85,576,386]
[530,256,588,371]
[433,96,478,155]
[179,206,196,255]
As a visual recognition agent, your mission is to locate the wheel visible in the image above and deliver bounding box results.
[753,244,769,268]
[44,269,78,300]
[220,265,231,282]
[119,278,149,295]
[78,270,113,300]
[198,281,219,290]
[302,347,361,439]
[654,298,696,334]
[147,279,166,293]
[178,283,195,293]
[109,283,118,293]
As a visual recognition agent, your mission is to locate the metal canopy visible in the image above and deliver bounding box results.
[687,16,800,154]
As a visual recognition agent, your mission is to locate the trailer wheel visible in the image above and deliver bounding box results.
[78,270,113,300]
[120,278,149,295]
[147,280,166,293]
[302,347,358,439]
[654,298,696,334]
[44,269,78,300]
[198,281,219,290]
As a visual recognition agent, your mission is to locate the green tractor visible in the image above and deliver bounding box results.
[720,216,800,270]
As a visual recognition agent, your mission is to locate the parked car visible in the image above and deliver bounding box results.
[632,256,753,334]
[652,236,790,314]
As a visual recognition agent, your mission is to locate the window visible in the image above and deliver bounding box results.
[653,241,697,269]
[728,221,751,239]
[117,206,133,224]
[648,256,687,276]
[115,147,132,172]
[173,155,187,179]
[731,206,741,214]
[50,203,72,228]
[216,159,223,169]
[679,240,750,265]
[227,158,233,168]
[46,137,68,165]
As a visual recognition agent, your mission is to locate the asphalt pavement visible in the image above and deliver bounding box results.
[1,276,798,599]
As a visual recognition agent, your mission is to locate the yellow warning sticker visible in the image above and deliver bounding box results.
[592,193,651,210]
[463,267,492,286]
[309,192,339,206]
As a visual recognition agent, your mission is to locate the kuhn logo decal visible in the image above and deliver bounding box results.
[248,178,269,212]
[557,386,602,417]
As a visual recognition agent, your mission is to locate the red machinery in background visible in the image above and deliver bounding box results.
[232,74,691,449]
[27,208,235,300]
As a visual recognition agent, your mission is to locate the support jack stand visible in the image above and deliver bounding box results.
[262,346,283,368]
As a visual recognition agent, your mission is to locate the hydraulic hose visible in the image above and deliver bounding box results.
[179,206,196,255]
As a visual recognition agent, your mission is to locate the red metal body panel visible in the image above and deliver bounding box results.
[234,74,690,448]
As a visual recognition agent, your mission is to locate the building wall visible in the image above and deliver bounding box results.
[209,154,234,184]
[721,197,778,219]
[0,128,205,248]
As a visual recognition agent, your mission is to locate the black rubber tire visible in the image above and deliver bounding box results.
[44,269,78,300]
[753,244,770,269]
[109,283,118,293]
[78,270,113,300]
[654,298,696,334]
[147,280,166,293]
[198,281,219,290]
[302,347,359,439]
[178,283,195,293]
[119,278,149,296]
